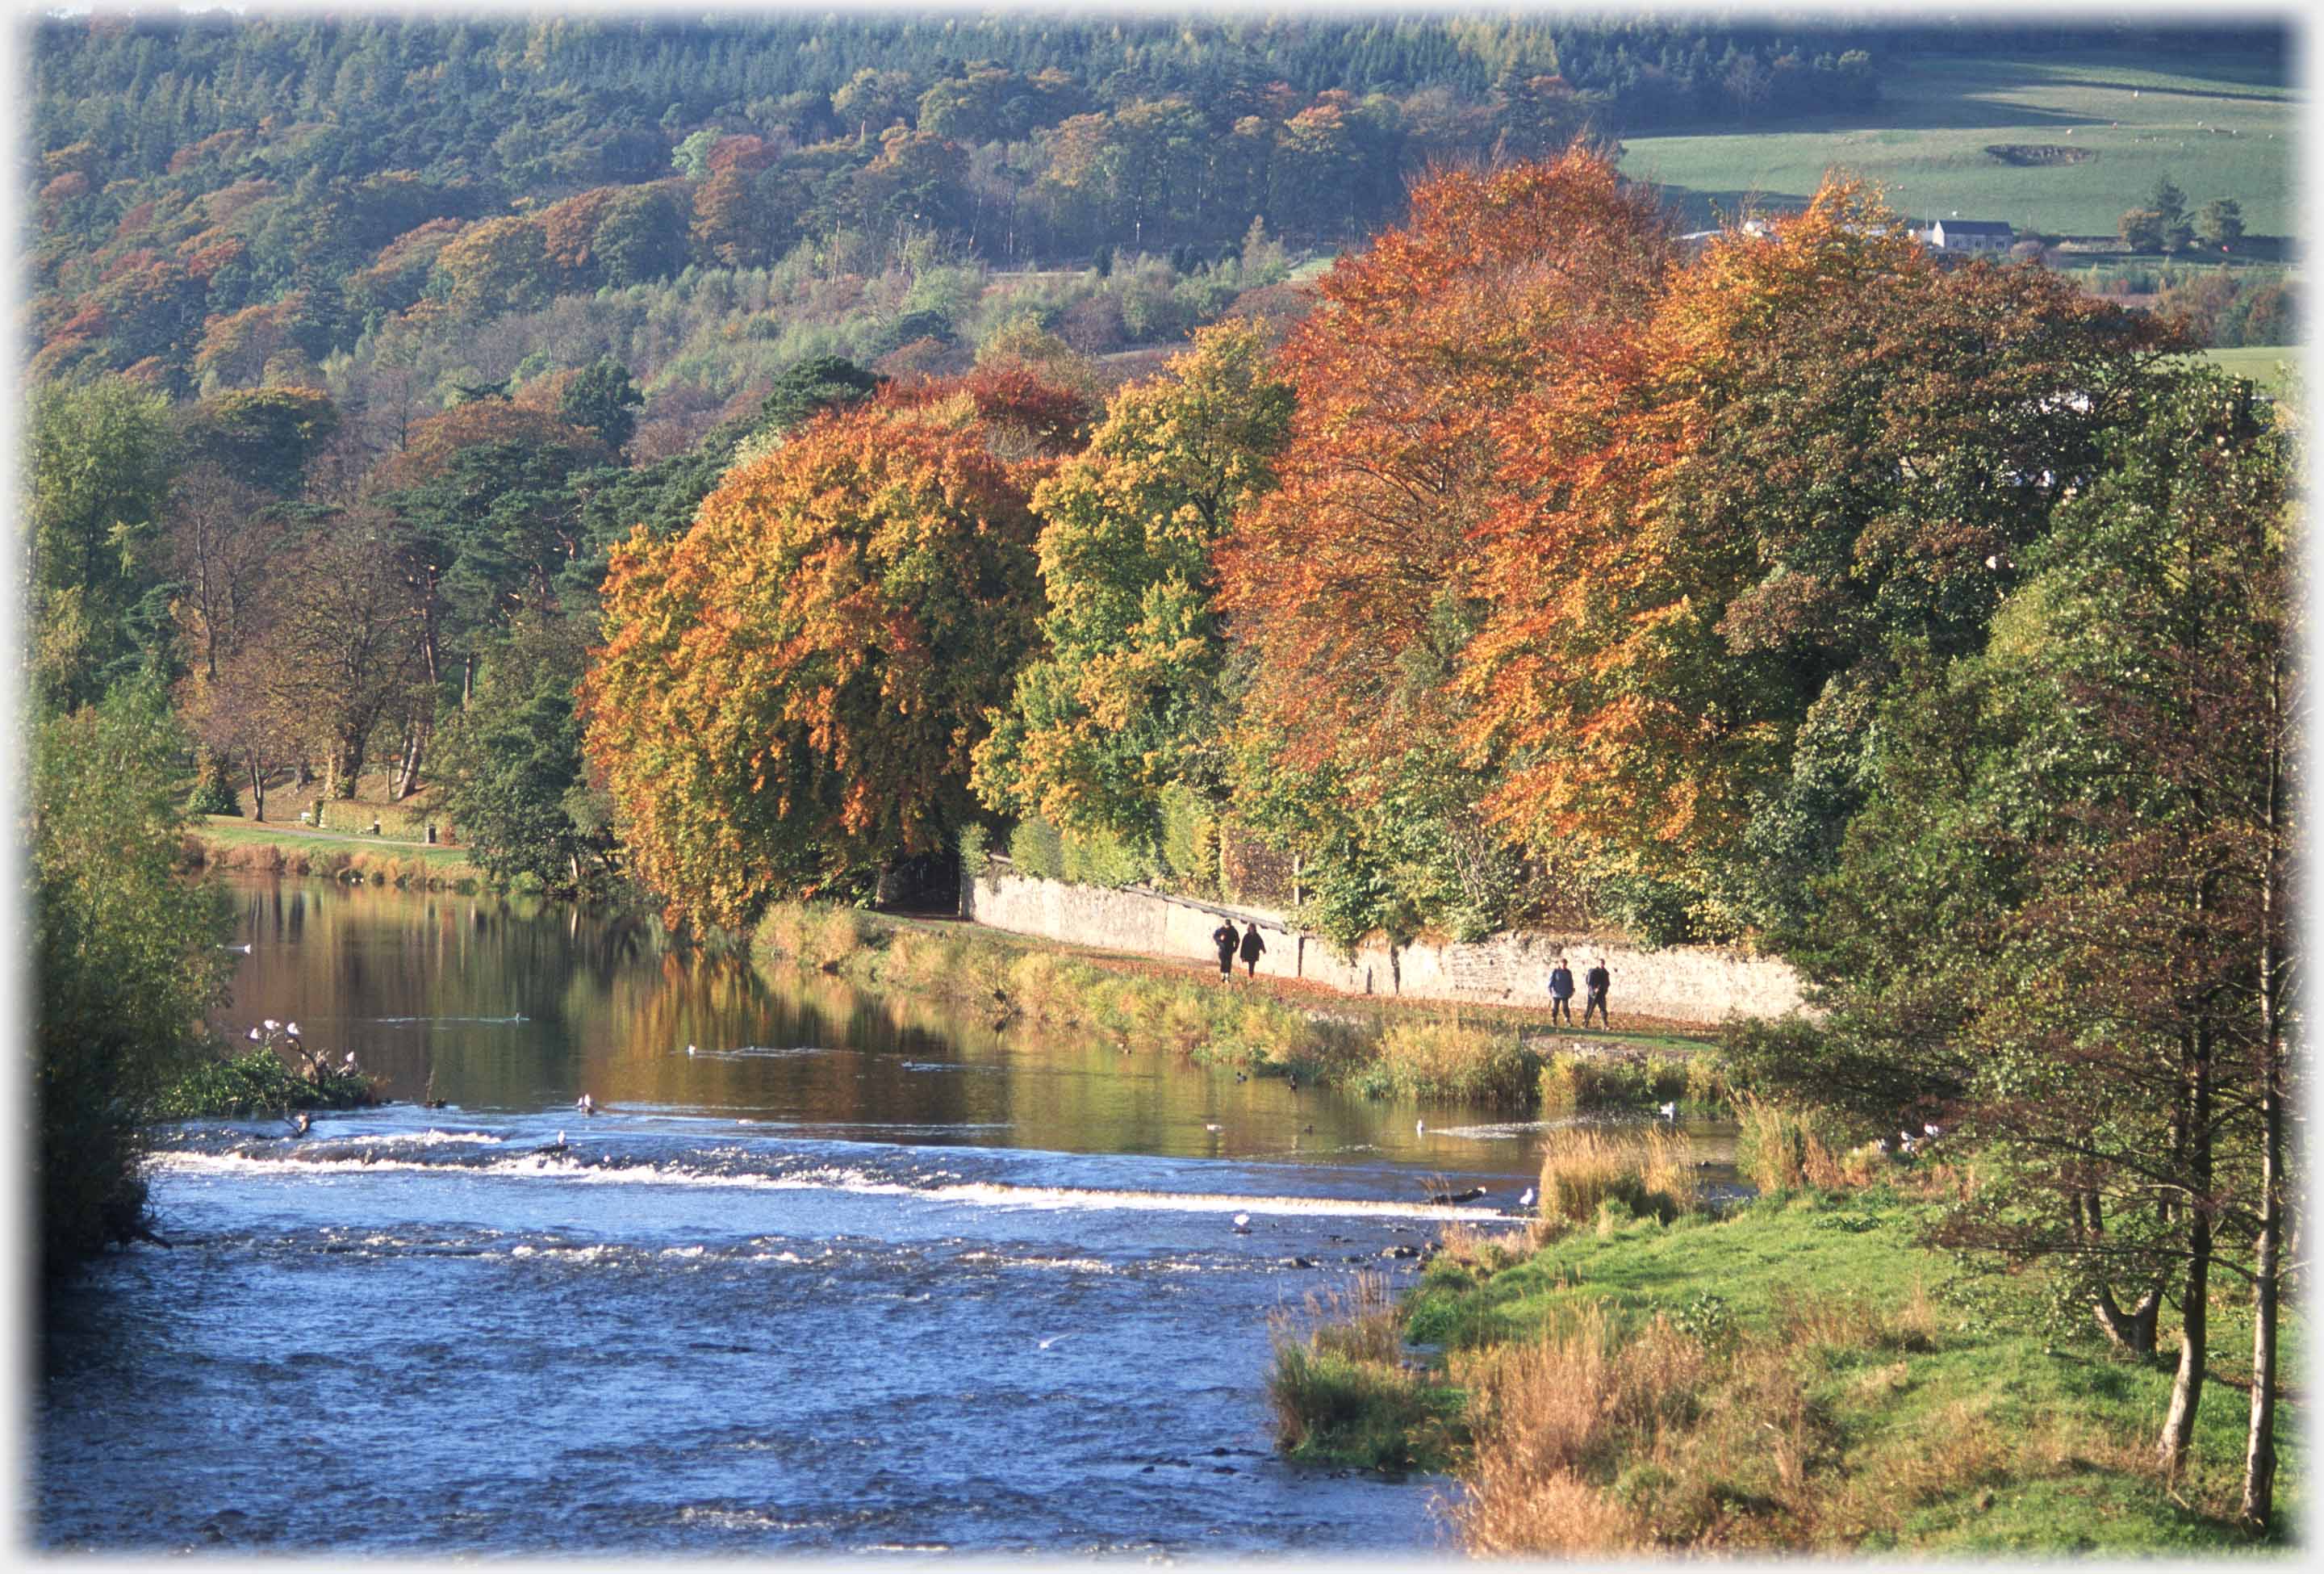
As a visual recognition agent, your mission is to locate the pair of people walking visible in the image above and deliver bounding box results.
[1548,954,1611,1028]
[1212,919,1265,980]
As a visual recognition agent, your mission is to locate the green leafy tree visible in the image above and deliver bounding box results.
[2148,173,2188,230]
[592,182,693,285]
[32,683,235,1275]
[27,378,179,710]
[433,613,616,894]
[757,354,884,433]
[671,128,719,179]
[558,356,644,452]
[1745,370,2293,1501]
[179,386,341,496]
[2198,196,2246,249]
[972,322,1293,852]
[2117,207,2167,254]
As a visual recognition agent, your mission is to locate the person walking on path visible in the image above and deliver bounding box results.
[1212,919,1239,980]
[1582,957,1611,1028]
[1548,957,1576,1025]
[1239,922,1266,980]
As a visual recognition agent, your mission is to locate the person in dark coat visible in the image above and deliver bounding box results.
[1212,919,1239,979]
[1582,958,1612,1027]
[1239,922,1266,979]
[1548,957,1576,1025]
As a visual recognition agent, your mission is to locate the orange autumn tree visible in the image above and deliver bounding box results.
[1213,145,1670,941]
[580,383,1064,931]
[1463,179,2176,940]
[1221,144,1670,764]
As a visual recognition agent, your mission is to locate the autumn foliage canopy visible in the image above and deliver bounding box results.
[581,383,1055,930]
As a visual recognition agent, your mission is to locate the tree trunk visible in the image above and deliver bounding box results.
[2093,1283,2163,1354]
[245,751,265,823]
[336,729,366,798]
[394,721,425,802]
[2242,656,2287,1530]
[2159,1022,2214,1475]
[2084,1191,2163,1353]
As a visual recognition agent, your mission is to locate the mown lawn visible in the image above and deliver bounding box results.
[194,815,478,868]
[1622,48,2296,237]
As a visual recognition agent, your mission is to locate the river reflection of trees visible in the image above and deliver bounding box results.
[221,876,1329,1157]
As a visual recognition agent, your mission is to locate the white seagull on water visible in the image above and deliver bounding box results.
[1232,1212,1252,1234]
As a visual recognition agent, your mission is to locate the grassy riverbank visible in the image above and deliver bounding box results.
[1267,1128,2301,1555]
[184,817,485,890]
[750,900,1717,1107]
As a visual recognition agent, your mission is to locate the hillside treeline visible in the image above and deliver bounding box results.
[30,10,1891,400]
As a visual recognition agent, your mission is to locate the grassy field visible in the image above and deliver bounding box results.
[1273,1174,2301,1552]
[2193,343,2306,392]
[1622,47,2297,240]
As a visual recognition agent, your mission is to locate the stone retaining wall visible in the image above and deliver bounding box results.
[959,861,1805,1025]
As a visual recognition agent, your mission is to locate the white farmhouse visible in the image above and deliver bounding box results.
[1923,219,2016,253]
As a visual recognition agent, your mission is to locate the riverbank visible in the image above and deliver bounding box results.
[750,901,1722,1109]
[183,817,485,890]
[1269,1141,2303,1555]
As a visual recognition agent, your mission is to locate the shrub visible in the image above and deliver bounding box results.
[188,753,240,815]
[1538,1048,1693,1112]
[1058,821,1147,887]
[1007,817,1064,878]
[151,1049,378,1119]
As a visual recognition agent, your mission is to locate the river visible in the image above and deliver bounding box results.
[35,875,1733,1555]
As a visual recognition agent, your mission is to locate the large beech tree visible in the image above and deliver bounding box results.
[581,382,1061,931]
[1219,144,1670,772]
[1463,180,2175,938]
[1214,144,1670,940]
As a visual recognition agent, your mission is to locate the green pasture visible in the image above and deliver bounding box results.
[1623,48,2297,239]
[2192,344,2305,392]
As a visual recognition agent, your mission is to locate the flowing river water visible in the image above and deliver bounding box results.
[36,876,1736,1556]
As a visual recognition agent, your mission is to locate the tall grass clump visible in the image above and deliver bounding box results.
[1734,1094,1854,1194]
[1361,1020,1535,1103]
[1535,1126,1698,1226]
[1536,1049,1689,1112]
[1266,1275,1461,1471]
